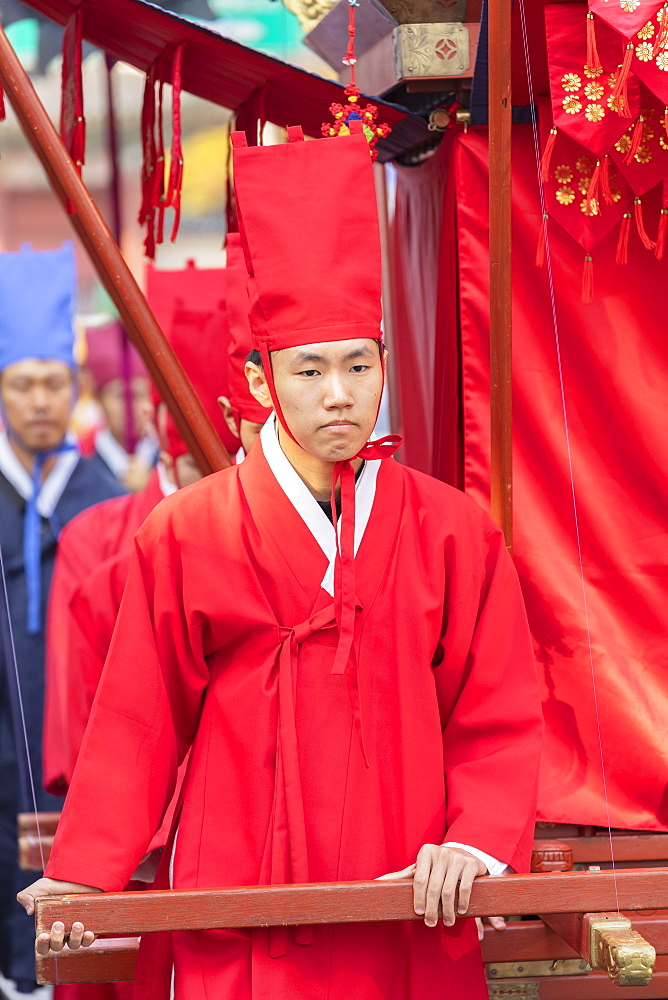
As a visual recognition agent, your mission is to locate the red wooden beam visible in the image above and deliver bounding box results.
[34,869,668,938]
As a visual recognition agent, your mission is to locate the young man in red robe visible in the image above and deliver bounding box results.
[20,129,542,1000]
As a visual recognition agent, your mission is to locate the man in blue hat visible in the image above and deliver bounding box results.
[0,243,124,997]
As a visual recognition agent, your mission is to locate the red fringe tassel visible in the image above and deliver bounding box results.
[600,154,614,204]
[585,159,601,213]
[625,116,644,164]
[616,212,632,265]
[137,45,186,258]
[611,43,634,119]
[166,43,184,243]
[540,127,558,183]
[535,212,548,267]
[585,12,602,75]
[0,81,5,123]
[634,196,656,250]
[582,254,594,304]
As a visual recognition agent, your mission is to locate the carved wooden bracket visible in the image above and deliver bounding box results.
[540,911,657,987]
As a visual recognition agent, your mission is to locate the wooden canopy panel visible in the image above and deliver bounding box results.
[17,0,423,160]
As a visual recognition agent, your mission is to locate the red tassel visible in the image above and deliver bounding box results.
[0,80,6,123]
[625,115,644,165]
[138,63,158,258]
[653,11,668,56]
[585,12,602,75]
[634,196,656,250]
[582,254,594,304]
[656,209,668,260]
[611,43,634,119]
[599,154,614,205]
[535,212,548,267]
[540,127,558,183]
[616,212,632,265]
[664,106,668,140]
[166,44,185,243]
[585,159,601,213]
[154,74,166,247]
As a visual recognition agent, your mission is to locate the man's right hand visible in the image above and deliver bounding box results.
[17,877,102,955]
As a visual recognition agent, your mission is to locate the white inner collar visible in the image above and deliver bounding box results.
[260,413,380,596]
[95,427,130,478]
[0,430,80,518]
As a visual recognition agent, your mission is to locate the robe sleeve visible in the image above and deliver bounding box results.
[433,516,544,875]
[45,507,210,892]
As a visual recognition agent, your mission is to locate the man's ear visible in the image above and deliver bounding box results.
[160,450,177,486]
[245,362,273,409]
[217,396,239,438]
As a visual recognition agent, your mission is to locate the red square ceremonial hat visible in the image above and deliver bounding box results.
[230,125,382,356]
[225,232,269,426]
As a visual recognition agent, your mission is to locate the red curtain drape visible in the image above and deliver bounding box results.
[444,125,668,830]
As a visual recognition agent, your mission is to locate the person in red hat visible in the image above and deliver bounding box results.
[83,321,156,493]
[217,233,270,456]
[43,261,266,801]
[21,130,542,1000]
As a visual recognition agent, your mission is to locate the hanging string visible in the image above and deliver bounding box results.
[616,211,632,265]
[342,0,359,88]
[0,80,6,122]
[0,540,48,873]
[517,0,620,912]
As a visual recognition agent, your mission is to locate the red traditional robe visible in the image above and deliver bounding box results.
[46,426,542,1000]
[43,470,165,795]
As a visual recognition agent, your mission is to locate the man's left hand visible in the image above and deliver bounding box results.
[376,844,486,927]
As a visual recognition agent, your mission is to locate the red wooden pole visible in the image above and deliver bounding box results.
[488,0,513,550]
[0,25,230,475]
[34,869,668,938]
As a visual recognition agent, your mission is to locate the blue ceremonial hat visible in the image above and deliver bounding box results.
[0,242,77,372]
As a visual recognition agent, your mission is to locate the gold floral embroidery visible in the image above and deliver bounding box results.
[556,186,576,205]
[562,72,582,92]
[608,94,623,113]
[584,64,604,78]
[620,0,640,11]
[584,81,605,100]
[553,164,573,182]
[659,5,667,22]
[660,135,668,150]
[615,134,632,154]
[656,50,668,70]
[635,145,653,162]
[581,197,599,216]
[585,104,606,122]
[637,21,655,39]
[636,41,654,61]
[576,155,595,174]
[578,176,590,194]
[563,96,583,114]
[610,186,622,203]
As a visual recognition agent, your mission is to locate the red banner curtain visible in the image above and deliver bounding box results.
[435,125,668,830]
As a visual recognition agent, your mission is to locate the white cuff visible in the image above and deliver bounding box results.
[441,842,511,877]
